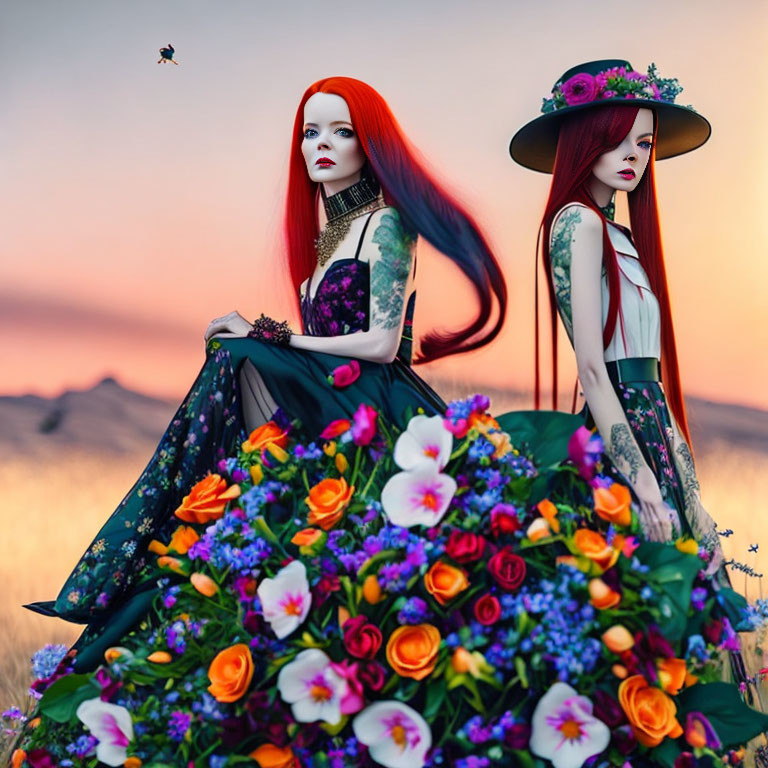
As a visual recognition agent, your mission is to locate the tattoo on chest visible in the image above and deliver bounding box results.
[550,207,581,338]
[609,423,643,483]
[371,211,415,329]
[675,442,700,509]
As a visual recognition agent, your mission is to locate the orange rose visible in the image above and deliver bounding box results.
[147,651,172,663]
[157,556,189,575]
[291,528,323,547]
[537,499,561,533]
[306,477,354,531]
[593,482,632,527]
[619,674,683,747]
[657,657,687,695]
[527,518,552,542]
[250,743,297,768]
[208,643,254,702]
[424,561,469,605]
[602,625,635,654]
[386,623,441,680]
[589,578,621,610]
[174,474,241,524]
[190,572,219,597]
[242,421,289,454]
[363,574,383,604]
[124,759,143,768]
[168,525,200,554]
[574,529,620,571]
[469,412,501,433]
[11,750,26,768]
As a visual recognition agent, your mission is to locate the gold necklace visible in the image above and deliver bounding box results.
[314,193,386,267]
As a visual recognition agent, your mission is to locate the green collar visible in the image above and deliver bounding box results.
[599,196,616,221]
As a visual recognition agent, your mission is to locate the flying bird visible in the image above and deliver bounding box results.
[158,43,178,65]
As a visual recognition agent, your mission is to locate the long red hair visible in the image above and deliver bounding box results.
[536,104,692,445]
[285,76,507,364]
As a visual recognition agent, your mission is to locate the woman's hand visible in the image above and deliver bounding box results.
[631,465,680,542]
[204,311,252,341]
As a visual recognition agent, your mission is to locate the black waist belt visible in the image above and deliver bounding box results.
[605,357,661,384]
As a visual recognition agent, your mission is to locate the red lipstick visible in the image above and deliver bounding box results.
[316,157,335,167]
[618,168,636,180]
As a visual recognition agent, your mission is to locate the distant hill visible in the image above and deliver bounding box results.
[0,376,766,459]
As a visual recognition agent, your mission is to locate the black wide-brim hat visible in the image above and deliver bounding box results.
[509,59,711,173]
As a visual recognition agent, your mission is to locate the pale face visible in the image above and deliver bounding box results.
[589,108,655,204]
[301,92,367,196]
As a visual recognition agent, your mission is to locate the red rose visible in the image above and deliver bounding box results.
[490,503,522,538]
[342,614,382,659]
[474,593,501,625]
[358,660,387,691]
[329,360,361,388]
[445,530,487,564]
[487,546,526,591]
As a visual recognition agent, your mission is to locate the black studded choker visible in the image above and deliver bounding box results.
[322,175,381,222]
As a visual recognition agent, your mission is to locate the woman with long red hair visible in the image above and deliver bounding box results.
[509,59,723,567]
[24,76,506,671]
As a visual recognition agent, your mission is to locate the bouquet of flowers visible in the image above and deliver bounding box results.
[8,391,768,768]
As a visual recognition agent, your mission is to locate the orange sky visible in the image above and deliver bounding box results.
[2,0,767,410]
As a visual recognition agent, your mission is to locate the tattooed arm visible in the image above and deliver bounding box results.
[668,411,724,572]
[289,207,414,363]
[558,203,677,541]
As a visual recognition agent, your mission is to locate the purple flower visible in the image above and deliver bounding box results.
[691,587,707,611]
[685,711,722,750]
[168,710,193,742]
[561,73,598,105]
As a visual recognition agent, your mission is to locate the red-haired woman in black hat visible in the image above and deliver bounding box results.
[509,60,723,571]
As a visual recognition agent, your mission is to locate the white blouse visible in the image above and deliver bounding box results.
[602,222,661,361]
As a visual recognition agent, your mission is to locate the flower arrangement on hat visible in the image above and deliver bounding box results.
[541,62,685,114]
[8,393,768,768]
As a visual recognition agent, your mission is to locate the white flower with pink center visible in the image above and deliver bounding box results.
[393,414,453,471]
[277,648,346,725]
[381,463,457,528]
[75,698,133,766]
[353,700,432,768]
[530,682,610,768]
[257,560,311,639]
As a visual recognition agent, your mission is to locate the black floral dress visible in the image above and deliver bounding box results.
[24,208,443,672]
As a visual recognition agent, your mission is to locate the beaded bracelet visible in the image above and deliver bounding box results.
[247,314,292,346]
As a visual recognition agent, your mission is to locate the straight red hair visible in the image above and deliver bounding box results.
[285,77,507,364]
[536,105,692,445]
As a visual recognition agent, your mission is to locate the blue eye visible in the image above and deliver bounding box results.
[303,128,318,139]
[639,140,653,151]
[336,127,355,138]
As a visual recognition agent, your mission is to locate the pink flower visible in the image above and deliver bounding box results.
[443,417,469,438]
[329,360,361,388]
[352,403,378,446]
[561,73,598,105]
[329,658,365,715]
[596,66,627,89]
[622,536,640,558]
[567,426,603,484]
[602,90,617,99]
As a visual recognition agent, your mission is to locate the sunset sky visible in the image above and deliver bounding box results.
[2,0,767,411]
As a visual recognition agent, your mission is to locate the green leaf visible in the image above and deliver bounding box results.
[423,683,447,720]
[677,681,768,748]
[650,737,681,768]
[495,410,583,469]
[634,542,701,643]
[38,673,102,724]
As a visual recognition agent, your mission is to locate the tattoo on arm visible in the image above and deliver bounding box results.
[608,423,644,483]
[675,442,701,509]
[550,206,582,339]
[370,210,415,329]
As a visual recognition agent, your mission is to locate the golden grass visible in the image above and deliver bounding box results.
[2,437,768,760]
